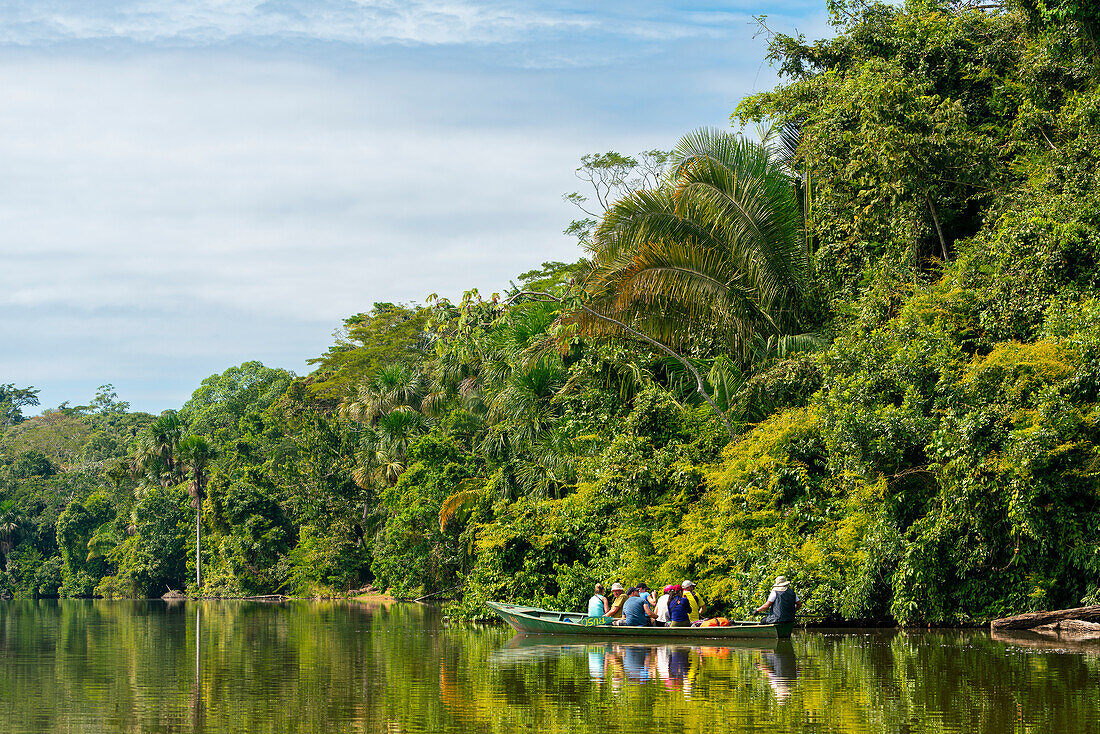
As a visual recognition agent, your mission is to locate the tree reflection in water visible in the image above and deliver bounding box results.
[191,604,204,733]
[2,601,1099,733]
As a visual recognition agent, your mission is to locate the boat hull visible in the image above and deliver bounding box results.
[486,601,793,639]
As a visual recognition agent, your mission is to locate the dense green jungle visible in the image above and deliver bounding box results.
[3,0,1100,626]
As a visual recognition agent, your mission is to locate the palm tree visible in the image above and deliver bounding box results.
[580,128,809,365]
[342,364,432,525]
[366,408,426,485]
[86,522,122,562]
[179,435,216,591]
[342,364,426,425]
[132,410,184,487]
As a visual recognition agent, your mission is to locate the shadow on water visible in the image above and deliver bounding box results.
[2,601,1099,733]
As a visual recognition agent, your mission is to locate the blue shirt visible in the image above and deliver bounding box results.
[587,595,607,617]
[668,595,692,623]
[621,596,650,625]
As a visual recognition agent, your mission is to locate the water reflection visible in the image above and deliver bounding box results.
[756,640,797,701]
[991,627,1100,654]
[497,636,800,700]
[1,601,1099,733]
[191,604,203,733]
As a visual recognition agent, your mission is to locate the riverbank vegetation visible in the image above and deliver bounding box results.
[3,0,1099,624]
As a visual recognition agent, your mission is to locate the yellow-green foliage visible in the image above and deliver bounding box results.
[631,285,1100,624]
[639,409,827,615]
[963,340,1078,405]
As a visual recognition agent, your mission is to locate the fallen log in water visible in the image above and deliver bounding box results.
[160,590,290,602]
[990,605,1100,630]
[991,628,1100,653]
[1033,619,1100,634]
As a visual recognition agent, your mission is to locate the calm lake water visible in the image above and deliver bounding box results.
[0,600,1098,733]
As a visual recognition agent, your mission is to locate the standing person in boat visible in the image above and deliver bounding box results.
[588,583,609,618]
[613,587,654,626]
[754,576,801,623]
[682,580,706,622]
[606,582,627,618]
[667,585,692,627]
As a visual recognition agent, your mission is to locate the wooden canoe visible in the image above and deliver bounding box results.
[487,601,794,639]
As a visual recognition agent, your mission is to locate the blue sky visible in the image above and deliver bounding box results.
[1,1,828,414]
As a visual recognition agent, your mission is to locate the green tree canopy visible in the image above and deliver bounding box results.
[307,303,429,401]
[736,0,1094,301]
[180,362,294,441]
[0,384,39,428]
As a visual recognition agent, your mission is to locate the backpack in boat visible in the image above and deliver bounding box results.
[700,617,731,627]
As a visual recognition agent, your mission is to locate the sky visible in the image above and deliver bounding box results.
[0,0,829,414]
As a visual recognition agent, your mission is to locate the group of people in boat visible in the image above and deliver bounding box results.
[586,576,800,627]
[587,580,707,627]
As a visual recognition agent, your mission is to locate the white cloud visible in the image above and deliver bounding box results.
[0,1,591,46]
[0,2,821,412]
[0,54,589,318]
[0,1,811,54]
[0,51,620,409]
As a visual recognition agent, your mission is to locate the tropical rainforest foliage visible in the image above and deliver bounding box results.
[3,0,1099,624]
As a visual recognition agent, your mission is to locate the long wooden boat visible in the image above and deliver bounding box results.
[487,601,794,639]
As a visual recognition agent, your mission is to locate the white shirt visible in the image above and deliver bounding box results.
[655,593,671,622]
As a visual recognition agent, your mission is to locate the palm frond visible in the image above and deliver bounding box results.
[761,331,828,360]
[578,127,809,364]
[438,480,486,532]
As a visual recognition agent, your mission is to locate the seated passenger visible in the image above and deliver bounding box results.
[635,583,658,623]
[587,583,609,617]
[613,587,653,626]
[682,580,706,622]
[655,585,674,627]
[606,582,627,618]
[667,585,692,627]
[754,576,801,623]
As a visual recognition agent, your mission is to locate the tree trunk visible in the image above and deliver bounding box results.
[195,504,202,591]
[990,605,1100,630]
[924,191,949,263]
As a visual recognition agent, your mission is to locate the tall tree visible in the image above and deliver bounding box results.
[179,362,293,442]
[308,303,429,400]
[0,383,40,428]
[0,500,19,560]
[178,435,216,591]
[563,149,674,246]
[341,364,430,522]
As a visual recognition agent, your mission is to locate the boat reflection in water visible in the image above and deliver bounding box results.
[496,634,798,700]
